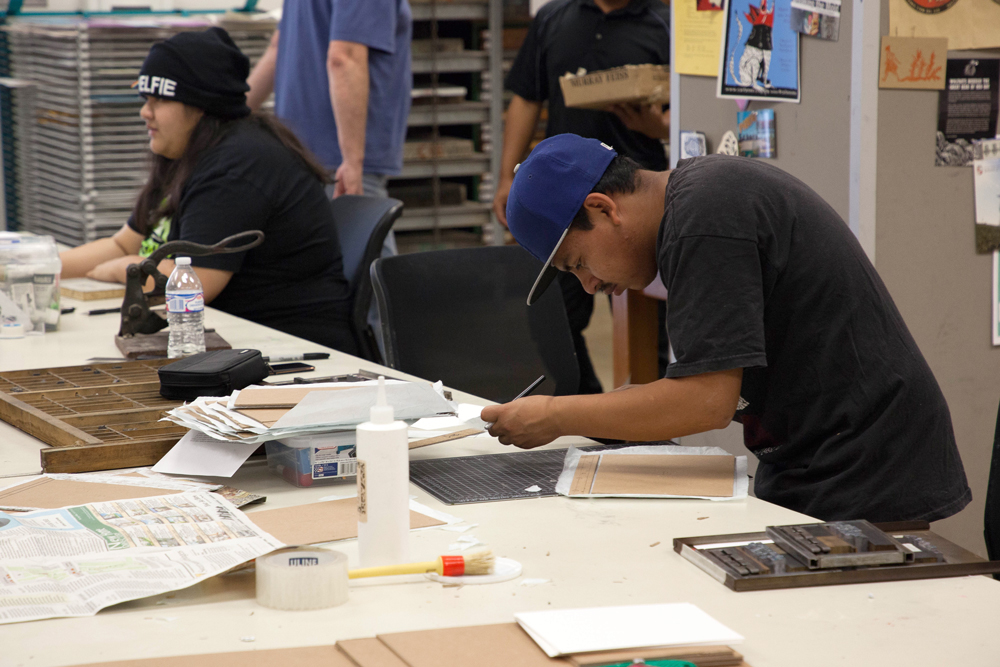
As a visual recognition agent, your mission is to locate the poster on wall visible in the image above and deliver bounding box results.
[934,58,1000,167]
[789,0,841,41]
[675,0,726,76]
[878,36,947,90]
[717,0,801,102]
[888,0,1000,52]
[736,109,776,157]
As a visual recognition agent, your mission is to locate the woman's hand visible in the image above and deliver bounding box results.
[481,395,562,449]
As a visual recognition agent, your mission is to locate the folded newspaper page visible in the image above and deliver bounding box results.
[0,491,284,624]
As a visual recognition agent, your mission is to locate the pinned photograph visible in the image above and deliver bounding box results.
[790,0,840,41]
[697,0,724,10]
[680,131,708,159]
[737,109,776,158]
[718,0,801,102]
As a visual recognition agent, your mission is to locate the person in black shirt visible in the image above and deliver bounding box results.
[494,0,671,394]
[483,134,971,523]
[60,28,357,354]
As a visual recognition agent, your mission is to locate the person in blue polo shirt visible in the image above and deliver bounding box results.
[482,134,970,524]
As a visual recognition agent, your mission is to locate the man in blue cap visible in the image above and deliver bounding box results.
[482,133,970,523]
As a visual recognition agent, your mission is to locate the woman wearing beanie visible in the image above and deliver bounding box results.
[61,27,357,354]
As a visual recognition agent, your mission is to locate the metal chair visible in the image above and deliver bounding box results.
[370,245,580,404]
[331,195,403,362]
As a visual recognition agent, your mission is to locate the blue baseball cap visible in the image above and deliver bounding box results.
[506,134,617,305]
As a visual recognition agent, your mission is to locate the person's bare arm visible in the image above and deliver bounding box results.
[492,95,543,227]
[86,255,233,303]
[482,368,743,449]
[327,40,369,197]
[246,29,279,112]
[60,224,143,279]
[610,103,670,140]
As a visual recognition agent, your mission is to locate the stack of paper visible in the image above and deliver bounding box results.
[161,380,456,445]
[515,603,744,657]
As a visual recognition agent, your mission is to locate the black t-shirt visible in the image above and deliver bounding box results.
[506,0,670,170]
[658,155,970,522]
[129,120,356,355]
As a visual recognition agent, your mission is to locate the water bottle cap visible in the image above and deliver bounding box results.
[175,256,192,266]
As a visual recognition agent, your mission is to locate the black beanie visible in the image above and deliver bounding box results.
[136,27,250,120]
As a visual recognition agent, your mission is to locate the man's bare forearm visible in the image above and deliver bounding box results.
[246,30,279,112]
[328,40,369,169]
[500,95,543,180]
[551,370,743,442]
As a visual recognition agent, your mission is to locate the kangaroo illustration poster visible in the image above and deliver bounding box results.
[717,0,801,102]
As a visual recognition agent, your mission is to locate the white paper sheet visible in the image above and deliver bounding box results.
[272,383,453,430]
[152,430,257,477]
[515,602,744,657]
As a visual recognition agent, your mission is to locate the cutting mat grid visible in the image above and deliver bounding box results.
[410,442,673,505]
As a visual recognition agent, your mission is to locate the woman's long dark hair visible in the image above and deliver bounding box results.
[132,111,331,235]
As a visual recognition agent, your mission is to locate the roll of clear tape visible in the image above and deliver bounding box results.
[255,547,349,610]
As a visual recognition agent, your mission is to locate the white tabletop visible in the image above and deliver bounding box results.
[1,299,998,667]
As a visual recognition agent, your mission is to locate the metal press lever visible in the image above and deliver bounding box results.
[118,230,265,337]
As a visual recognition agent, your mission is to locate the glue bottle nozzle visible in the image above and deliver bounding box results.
[370,376,394,425]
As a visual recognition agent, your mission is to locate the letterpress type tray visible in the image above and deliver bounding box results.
[675,521,1000,591]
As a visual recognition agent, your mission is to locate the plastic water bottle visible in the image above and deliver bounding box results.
[165,256,205,358]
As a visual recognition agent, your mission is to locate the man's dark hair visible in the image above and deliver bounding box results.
[570,155,641,231]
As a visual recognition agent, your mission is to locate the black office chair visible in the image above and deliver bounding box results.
[370,245,580,404]
[331,195,403,362]
[985,397,1000,572]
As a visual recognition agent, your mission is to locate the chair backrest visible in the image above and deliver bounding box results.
[986,397,1000,566]
[330,195,403,361]
[370,245,580,403]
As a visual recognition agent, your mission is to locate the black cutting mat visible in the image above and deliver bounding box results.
[410,442,675,505]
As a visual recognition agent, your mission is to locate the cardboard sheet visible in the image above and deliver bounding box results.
[63,646,356,667]
[377,623,570,667]
[888,0,1000,51]
[338,638,413,667]
[245,498,444,545]
[0,477,181,511]
[573,454,736,498]
[234,386,354,409]
[569,645,744,667]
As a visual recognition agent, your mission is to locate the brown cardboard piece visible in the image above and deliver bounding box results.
[570,454,735,497]
[377,623,570,667]
[65,646,355,667]
[559,64,670,110]
[878,36,947,90]
[338,637,412,667]
[245,498,444,545]
[234,386,353,409]
[0,477,182,510]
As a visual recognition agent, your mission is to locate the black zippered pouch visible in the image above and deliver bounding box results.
[158,349,270,400]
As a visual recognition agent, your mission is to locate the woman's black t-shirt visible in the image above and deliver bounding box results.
[658,155,970,523]
[130,120,356,355]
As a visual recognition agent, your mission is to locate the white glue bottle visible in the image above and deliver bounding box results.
[356,377,410,568]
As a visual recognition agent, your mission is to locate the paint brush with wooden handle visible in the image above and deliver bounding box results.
[349,549,494,579]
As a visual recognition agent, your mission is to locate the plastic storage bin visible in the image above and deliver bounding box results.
[0,232,61,335]
[265,432,358,488]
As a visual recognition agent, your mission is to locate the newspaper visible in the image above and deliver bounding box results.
[0,491,284,624]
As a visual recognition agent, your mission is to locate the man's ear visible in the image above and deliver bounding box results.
[583,192,619,226]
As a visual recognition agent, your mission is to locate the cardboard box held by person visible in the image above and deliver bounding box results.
[559,64,670,110]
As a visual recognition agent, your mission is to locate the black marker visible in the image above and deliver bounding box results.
[512,375,546,401]
[83,307,120,316]
[60,307,75,315]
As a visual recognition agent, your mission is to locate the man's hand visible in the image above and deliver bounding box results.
[610,103,670,140]
[492,177,514,227]
[333,161,364,197]
[481,395,562,449]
